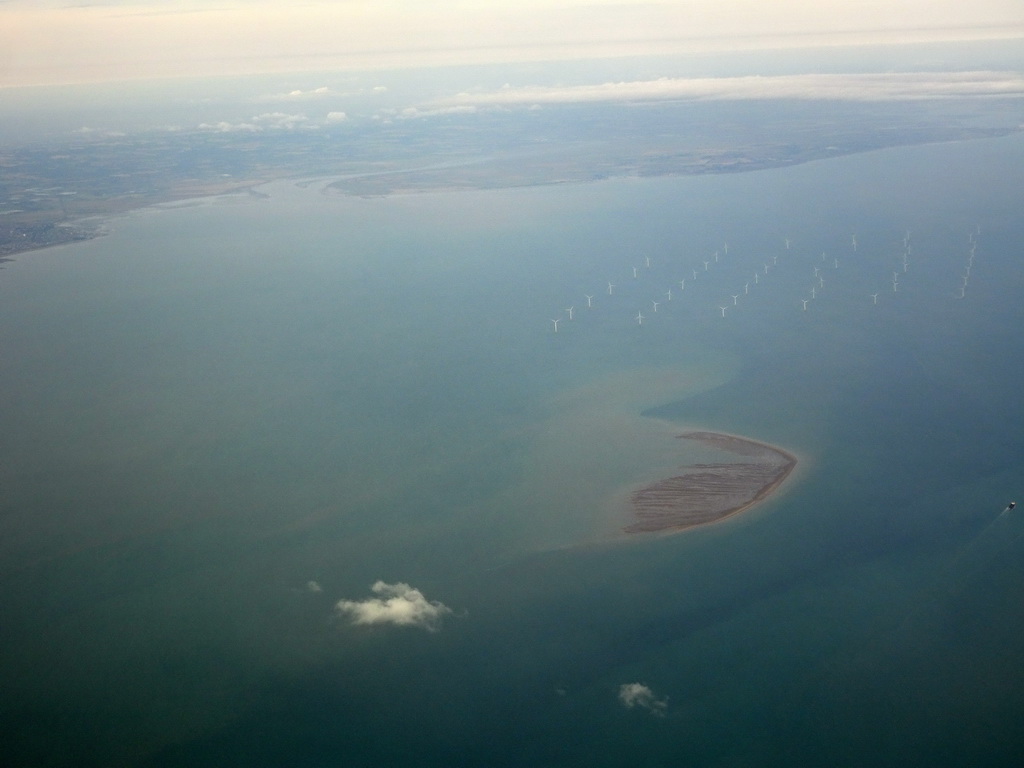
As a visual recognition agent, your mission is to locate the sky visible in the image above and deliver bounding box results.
[1,0,1023,88]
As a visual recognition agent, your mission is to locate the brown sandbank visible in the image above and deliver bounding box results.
[625,431,797,534]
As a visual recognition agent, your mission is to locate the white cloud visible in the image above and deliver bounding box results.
[197,112,313,133]
[432,71,1024,109]
[618,682,668,716]
[197,120,258,133]
[287,86,332,98]
[326,111,348,123]
[336,581,452,632]
[393,104,479,120]
[306,580,323,593]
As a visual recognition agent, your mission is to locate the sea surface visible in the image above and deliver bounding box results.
[2,134,1024,767]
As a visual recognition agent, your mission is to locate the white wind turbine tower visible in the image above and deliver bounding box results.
[801,299,809,310]
[731,294,740,305]
[636,311,644,326]
[719,305,729,317]
[585,294,594,308]
[551,318,560,333]
[651,300,659,313]
[666,289,673,301]
[871,293,879,304]
[565,306,574,320]
[607,281,615,295]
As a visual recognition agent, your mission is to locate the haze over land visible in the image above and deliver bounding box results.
[3,39,1023,255]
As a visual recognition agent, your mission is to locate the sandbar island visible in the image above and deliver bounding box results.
[625,431,797,534]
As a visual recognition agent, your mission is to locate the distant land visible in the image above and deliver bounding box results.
[2,96,1021,256]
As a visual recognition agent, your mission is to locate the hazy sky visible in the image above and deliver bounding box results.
[2,0,1023,87]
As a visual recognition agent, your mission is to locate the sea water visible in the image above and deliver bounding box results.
[1,133,1023,766]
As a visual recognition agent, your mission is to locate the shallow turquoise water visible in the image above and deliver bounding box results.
[2,134,1023,766]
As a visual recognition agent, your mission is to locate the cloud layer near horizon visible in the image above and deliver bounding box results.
[336,581,452,631]
[432,71,1024,109]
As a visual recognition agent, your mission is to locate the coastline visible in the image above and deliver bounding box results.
[0,179,272,260]
[624,430,798,535]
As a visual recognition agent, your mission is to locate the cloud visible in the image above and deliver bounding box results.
[197,112,313,132]
[618,683,668,716]
[336,581,452,631]
[392,104,479,120]
[286,86,332,98]
[326,111,348,123]
[431,71,1024,109]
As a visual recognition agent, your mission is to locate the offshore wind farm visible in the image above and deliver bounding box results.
[542,212,987,335]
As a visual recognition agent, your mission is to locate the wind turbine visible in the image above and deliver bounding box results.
[871,293,879,304]
[633,266,639,278]
[731,294,740,305]
[565,306,574,320]
[754,273,759,284]
[703,260,710,271]
[636,311,644,326]
[801,299,809,310]
[719,306,729,317]
[763,263,769,274]
[651,300,659,313]
[692,269,699,280]
[810,287,817,299]
[666,289,673,301]
[723,242,729,255]
[679,279,686,291]
[744,283,750,294]
[551,318,560,333]
[607,281,615,295]
[714,250,720,263]
[645,256,651,268]
[585,294,594,308]
[785,237,791,249]
[851,234,857,251]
